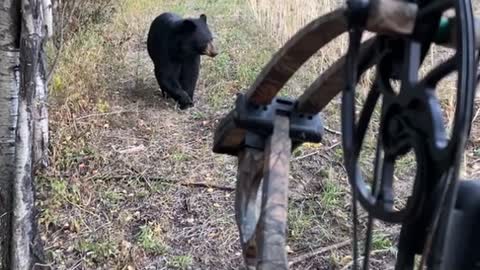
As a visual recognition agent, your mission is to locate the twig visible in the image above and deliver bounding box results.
[473,106,480,123]
[324,126,342,136]
[291,194,322,202]
[289,231,397,267]
[91,221,112,234]
[64,196,100,218]
[293,151,320,161]
[47,0,79,83]
[34,262,54,268]
[339,249,391,270]
[292,142,341,161]
[180,182,235,192]
[317,152,346,172]
[125,166,154,191]
[288,239,351,266]
[89,174,235,192]
[326,141,341,150]
[75,110,137,120]
[68,258,84,270]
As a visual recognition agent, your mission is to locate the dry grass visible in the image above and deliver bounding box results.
[38,0,480,269]
[247,0,342,46]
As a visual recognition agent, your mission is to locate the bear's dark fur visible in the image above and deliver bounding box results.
[147,12,218,109]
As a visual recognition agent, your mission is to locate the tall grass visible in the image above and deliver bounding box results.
[246,1,352,102]
[247,0,340,46]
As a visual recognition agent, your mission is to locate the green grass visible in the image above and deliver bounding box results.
[288,206,314,241]
[136,224,169,255]
[76,238,118,262]
[103,190,123,204]
[320,178,343,210]
[372,233,393,250]
[168,255,194,269]
[50,178,82,205]
[172,148,190,162]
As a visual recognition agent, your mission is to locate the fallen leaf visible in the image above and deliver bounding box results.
[340,255,352,265]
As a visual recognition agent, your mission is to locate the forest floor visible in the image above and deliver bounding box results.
[38,0,480,269]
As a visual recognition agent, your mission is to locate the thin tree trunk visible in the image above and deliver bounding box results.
[33,0,52,169]
[11,0,51,269]
[33,60,49,169]
[0,1,20,269]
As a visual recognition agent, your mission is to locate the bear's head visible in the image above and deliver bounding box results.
[175,14,218,58]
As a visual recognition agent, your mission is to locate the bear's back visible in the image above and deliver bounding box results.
[149,12,181,36]
[147,12,182,62]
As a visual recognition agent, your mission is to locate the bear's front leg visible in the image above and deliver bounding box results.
[157,75,193,110]
[180,56,200,100]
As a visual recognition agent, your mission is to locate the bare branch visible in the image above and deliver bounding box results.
[46,0,79,84]
[288,239,351,267]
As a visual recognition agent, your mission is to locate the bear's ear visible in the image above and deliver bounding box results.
[178,20,196,34]
[200,14,207,23]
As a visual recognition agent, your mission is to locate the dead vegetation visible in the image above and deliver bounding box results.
[38,0,480,269]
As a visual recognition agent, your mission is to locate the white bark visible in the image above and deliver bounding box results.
[42,0,53,38]
[33,71,49,169]
[33,0,52,168]
[11,0,52,268]
[11,99,33,270]
[0,0,20,269]
[0,50,19,270]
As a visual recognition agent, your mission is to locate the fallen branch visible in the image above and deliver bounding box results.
[75,110,138,120]
[138,175,235,192]
[288,239,351,267]
[326,141,341,150]
[289,231,397,267]
[324,126,342,136]
[180,182,235,192]
[472,106,480,123]
[293,150,320,161]
[87,174,235,192]
[339,249,391,270]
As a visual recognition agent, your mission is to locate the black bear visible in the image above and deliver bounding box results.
[147,12,218,109]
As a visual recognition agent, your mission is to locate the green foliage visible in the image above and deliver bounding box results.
[76,239,118,262]
[372,233,393,250]
[137,225,169,255]
[168,255,193,269]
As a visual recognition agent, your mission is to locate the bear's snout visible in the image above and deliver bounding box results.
[204,42,218,57]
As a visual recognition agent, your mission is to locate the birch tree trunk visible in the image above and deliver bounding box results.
[33,0,52,169]
[33,58,49,169]
[11,0,52,269]
[0,1,20,269]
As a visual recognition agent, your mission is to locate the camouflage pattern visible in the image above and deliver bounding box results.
[235,115,291,270]
[235,148,264,268]
[256,115,291,270]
